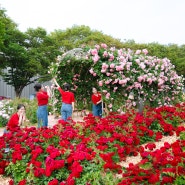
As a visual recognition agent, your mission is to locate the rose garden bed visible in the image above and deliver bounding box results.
[0,102,185,185]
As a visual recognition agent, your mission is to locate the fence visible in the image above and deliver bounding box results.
[0,76,51,99]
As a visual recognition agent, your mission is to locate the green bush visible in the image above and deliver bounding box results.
[0,116,8,127]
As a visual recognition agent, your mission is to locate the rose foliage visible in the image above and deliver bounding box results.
[48,44,184,112]
[0,102,185,184]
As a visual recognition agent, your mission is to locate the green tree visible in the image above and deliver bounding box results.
[175,57,185,77]
[24,28,60,81]
[50,25,124,51]
[2,29,31,97]
[0,8,17,70]
[1,23,59,97]
[175,45,185,78]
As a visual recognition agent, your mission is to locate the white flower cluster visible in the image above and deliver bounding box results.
[0,100,13,126]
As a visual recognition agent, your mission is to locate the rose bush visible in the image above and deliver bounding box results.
[48,44,184,114]
[86,44,184,112]
[48,49,97,111]
[0,102,185,184]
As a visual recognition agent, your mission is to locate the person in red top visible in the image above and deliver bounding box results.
[53,78,75,121]
[6,104,26,132]
[91,87,102,117]
[34,83,50,127]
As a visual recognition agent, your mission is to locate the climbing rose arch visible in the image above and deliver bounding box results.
[48,44,184,113]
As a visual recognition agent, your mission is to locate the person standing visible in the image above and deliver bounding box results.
[6,104,26,132]
[53,78,75,121]
[34,83,50,128]
[91,87,102,117]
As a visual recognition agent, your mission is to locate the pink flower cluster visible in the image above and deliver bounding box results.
[87,44,184,111]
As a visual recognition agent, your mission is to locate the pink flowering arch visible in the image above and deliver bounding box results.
[49,44,184,112]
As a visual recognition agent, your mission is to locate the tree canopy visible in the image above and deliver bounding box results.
[0,7,60,97]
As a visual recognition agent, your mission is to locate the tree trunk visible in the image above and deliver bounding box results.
[15,86,24,98]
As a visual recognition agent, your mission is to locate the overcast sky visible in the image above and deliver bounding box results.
[1,0,185,45]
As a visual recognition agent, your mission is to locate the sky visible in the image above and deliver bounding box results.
[1,0,185,45]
